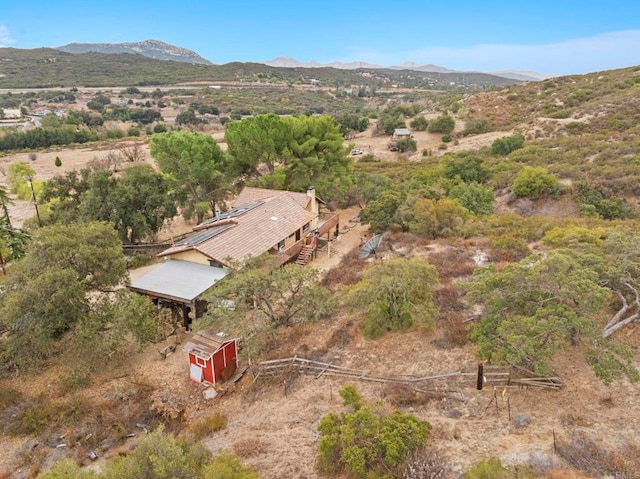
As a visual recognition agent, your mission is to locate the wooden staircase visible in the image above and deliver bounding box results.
[295,244,315,265]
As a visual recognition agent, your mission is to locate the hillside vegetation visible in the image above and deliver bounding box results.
[0,63,639,478]
[0,47,518,89]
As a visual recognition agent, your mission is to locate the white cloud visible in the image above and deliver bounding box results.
[0,25,16,47]
[347,30,640,76]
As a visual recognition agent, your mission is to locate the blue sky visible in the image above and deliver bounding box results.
[2,0,639,75]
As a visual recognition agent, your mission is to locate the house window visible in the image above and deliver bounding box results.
[209,260,223,268]
[195,355,207,367]
[277,240,285,251]
[303,222,310,232]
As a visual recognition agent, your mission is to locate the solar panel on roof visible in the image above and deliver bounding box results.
[175,223,234,247]
[200,201,264,226]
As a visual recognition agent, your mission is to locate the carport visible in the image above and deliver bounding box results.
[128,260,227,331]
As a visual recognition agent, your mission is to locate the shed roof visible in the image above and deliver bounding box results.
[159,189,316,266]
[183,330,235,359]
[128,260,227,303]
[394,128,411,136]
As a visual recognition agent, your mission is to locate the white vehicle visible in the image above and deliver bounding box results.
[350,149,363,156]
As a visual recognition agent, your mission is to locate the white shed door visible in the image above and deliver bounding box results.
[190,364,203,382]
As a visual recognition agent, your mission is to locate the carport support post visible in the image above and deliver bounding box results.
[182,304,191,331]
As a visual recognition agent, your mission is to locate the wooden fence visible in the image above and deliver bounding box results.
[249,356,563,392]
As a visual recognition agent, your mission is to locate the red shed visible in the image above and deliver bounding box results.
[183,330,238,385]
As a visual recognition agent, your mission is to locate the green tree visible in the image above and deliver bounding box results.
[359,190,402,233]
[282,114,353,202]
[427,114,455,134]
[347,258,439,338]
[205,255,333,329]
[442,154,490,184]
[80,164,178,243]
[396,138,417,152]
[149,130,228,222]
[448,182,495,215]
[511,166,560,200]
[317,386,431,478]
[225,113,291,175]
[409,115,428,131]
[467,250,611,374]
[102,426,210,479]
[409,198,469,239]
[7,161,36,196]
[0,222,131,371]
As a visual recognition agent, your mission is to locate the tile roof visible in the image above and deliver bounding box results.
[159,188,317,266]
[233,187,311,209]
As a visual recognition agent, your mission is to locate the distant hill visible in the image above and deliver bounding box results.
[260,56,545,81]
[55,39,213,65]
[0,47,520,89]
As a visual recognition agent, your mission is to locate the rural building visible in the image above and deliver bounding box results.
[128,259,227,330]
[128,186,339,328]
[158,186,339,267]
[183,330,238,385]
[392,128,411,139]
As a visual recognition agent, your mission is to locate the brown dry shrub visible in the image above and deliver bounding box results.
[555,432,639,477]
[384,384,439,407]
[326,320,355,350]
[322,248,363,290]
[188,410,227,441]
[233,437,268,458]
[435,312,469,349]
[434,284,464,313]
[402,446,453,479]
[428,249,475,280]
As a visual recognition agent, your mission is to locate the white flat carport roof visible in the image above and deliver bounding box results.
[128,259,227,303]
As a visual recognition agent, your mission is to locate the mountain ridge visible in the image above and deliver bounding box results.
[259,56,549,81]
[55,39,213,65]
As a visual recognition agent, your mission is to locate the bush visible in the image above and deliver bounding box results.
[397,138,417,152]
[462,118,492,136]
[427,114,455,134]
[203,451,258,479]
[347,258,439,339]
[491,134,524,155]
[409,116,429,131]
[511,166,560,200]
[189,411,228,441]
[317,386,431,478]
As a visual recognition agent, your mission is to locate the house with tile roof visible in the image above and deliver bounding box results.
[128,187,339,329]
[158,186,338,267]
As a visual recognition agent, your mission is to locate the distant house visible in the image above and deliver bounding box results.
[183,330,238,385]
[393,128,411,139]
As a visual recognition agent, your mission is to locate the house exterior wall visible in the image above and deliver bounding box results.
[188,352,214,383]
[168,250,210,265]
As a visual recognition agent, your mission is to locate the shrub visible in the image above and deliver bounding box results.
[54,156,62,167]
[317,386,431,478]
[203,451,258,479]
[347,258,439,339]
[463,457,509,478]
[427,114,455,134]
[462,118,492,136]
[511,166,560,200]
[397,138,417,152]
[189,411,228,441]
[403,446,451,479]
[409,116,429,131]
[491,134,524,155]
